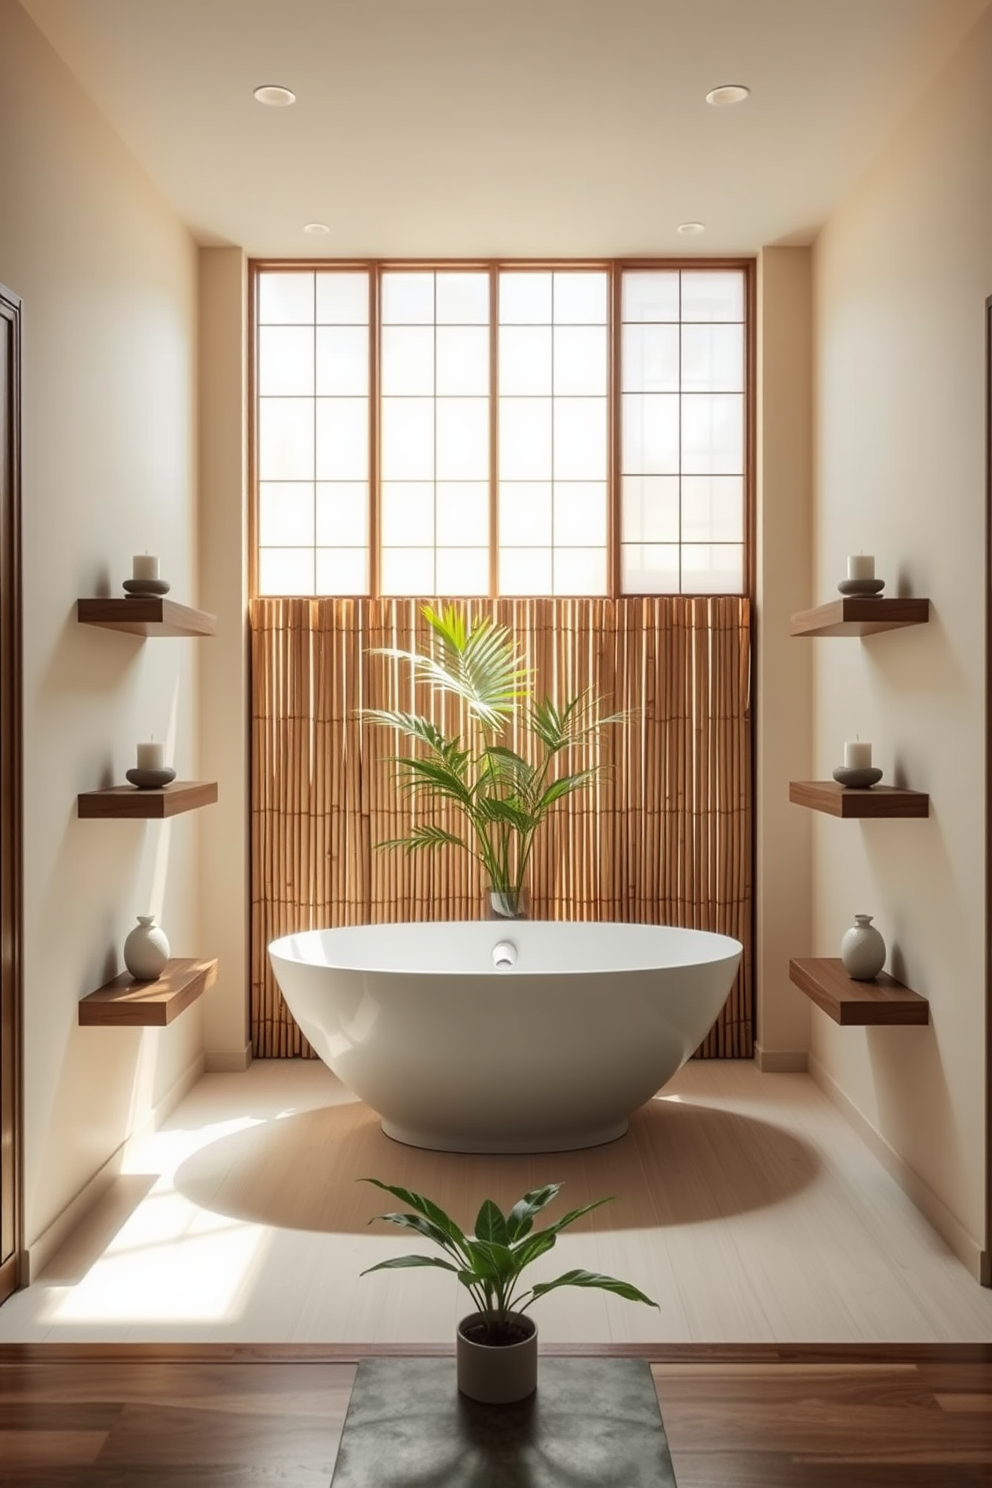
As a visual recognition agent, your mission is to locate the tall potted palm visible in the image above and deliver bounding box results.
[364,604,623,917]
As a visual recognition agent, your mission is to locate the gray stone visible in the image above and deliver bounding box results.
[330,1357,677,1487]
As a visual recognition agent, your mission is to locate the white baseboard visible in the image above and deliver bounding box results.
[808,1052,985,1283]
[754,1044,808,1073]
[204,1041,253,1073]
[26,1051,205,1282]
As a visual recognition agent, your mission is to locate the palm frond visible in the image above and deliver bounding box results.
[535,769,599,812]
[362,709,448,753]
[421,605,533,728]
[388,757,476,809]
[375,824,466,855]
[529,690,628,753]
[480,746,539,797]
[476,797,541,834]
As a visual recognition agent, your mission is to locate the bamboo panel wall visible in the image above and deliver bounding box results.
[250,596,752,1059]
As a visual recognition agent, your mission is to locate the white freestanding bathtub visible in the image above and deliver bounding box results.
[268,921,742,1153]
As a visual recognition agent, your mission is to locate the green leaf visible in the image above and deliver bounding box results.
[391,757,473,798]
[541,1196,615,1237]
[465,1238,517,1283]
[474,1199,508,1247]
[420,605,533,728]
[528,690,626,752]
[528,1269,659,1307]
[366,1211,464,1256]
[476,797,540,833]
[423,604,468,655]
[508,1229,558,1269]
[359,1255,461,1276]
[480,747,537,793]
[536,771,598,812]
[362,710,448,753]
[361,1180,466,1249]
[374,825,466,856]
[367,613,526,733]
[528,695,570,752]
[504,1184,563,1242]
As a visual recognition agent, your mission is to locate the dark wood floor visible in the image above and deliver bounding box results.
[0,1345,989,1487]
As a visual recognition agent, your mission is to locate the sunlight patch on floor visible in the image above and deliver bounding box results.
[121,1113,266,1180]
[44,1190,269,1324]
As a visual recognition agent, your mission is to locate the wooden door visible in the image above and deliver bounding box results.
[0,282,22,1306]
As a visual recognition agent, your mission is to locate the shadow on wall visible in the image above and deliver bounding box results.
[862,812,974,1223]
[172,1095,820,1234]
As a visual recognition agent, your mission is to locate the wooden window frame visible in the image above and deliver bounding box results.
[249,258,756,603]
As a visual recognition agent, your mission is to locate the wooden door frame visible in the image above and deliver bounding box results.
[985,293,992,1288]
[0,281,23,1306]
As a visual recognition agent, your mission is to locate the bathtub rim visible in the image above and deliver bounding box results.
[268,920,743,980]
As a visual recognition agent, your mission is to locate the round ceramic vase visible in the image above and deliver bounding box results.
[456,1312,538,1404]
[840,914,885,981]
[123,914,170,981]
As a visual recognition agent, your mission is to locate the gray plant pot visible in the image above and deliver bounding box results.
[456,1312,538,1404]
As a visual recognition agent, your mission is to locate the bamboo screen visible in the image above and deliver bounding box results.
[250,595,752,1058]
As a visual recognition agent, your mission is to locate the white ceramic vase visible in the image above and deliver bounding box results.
[456,1312,537,1404]
[840,913,885,981]
[123,914,170,981]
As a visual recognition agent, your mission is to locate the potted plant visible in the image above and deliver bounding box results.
[364,604,624,918]
[361,1179,658,1403]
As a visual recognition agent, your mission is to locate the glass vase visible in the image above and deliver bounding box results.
[485,887,530,920]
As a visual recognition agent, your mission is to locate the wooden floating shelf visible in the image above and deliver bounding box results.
[789,957,929,1026]
[77,781,218,819]
[790,597,930,638]
[79,957,218,1027]
[789,781,929,818]
[77,597,216,637]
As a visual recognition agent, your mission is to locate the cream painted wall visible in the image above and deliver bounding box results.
[811,5,991,1270]
[198,248,249,1067]
[755,248,814,1069]
[0,0,203,1252]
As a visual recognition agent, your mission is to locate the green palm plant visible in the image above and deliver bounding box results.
[360,1179,658,1345]
[364,604,624,910]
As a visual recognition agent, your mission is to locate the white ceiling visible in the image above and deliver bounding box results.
[18,0,992,258]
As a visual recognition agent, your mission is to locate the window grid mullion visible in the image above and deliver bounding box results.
[550,273,556,596]
[489,265,499,600]
[433,275,438,597]
[311,294,317,596]
[678,272,683,595]
[369,266,381,600]
[609,266,621,599]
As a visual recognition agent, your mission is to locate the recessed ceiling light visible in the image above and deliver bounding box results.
[705,84,750,107]
[303,222,330,235]
[677,222,705,235]
[253,84,296,106]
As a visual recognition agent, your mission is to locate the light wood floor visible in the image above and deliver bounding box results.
[0,1059,989,1345]
[1,1350,990,1486]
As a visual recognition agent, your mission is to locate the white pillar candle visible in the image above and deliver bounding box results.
[132,553,160,581]
[137,741,165,771]
[844,740,872,769]
[847,554,875,581]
